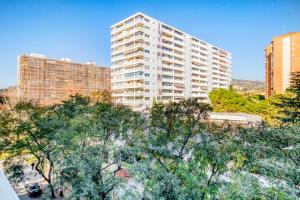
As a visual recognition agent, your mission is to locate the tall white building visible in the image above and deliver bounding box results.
[111,12,231,111]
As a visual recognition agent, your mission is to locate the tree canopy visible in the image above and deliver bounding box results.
[0,95,299,199]
[209,87,284,125]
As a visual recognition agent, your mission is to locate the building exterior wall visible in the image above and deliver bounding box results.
[265,32,300,97]
[17,54,111,105]
[111,12,232,111]
[0,86,17,106]
[265,45,272,97]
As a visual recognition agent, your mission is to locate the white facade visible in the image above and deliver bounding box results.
[111,12,232,111]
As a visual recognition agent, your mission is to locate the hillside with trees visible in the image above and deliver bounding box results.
[232,79,265,94]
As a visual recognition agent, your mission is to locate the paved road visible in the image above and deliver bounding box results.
[1,161,62,200]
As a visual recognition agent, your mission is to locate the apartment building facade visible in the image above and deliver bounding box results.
[265,32,300,97]
[17,54,111,105]
[111,12,232,111]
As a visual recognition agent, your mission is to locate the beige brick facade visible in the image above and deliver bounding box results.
[17,54,111,105]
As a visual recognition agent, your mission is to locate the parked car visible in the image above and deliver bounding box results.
[27,183,42,197]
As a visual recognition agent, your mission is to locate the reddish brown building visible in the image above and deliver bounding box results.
[265,32,300,97]
[17,54,111,105]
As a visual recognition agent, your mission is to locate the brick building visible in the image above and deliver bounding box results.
[17,54,111,105]
[265,32,300,97]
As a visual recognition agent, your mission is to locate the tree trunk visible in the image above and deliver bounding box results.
[49,182,56,198]
[35,158,56,198]
[48,162,56,198]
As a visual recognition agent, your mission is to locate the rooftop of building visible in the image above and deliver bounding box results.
[19,53,110,69]
[208,112,262,123]
[111,12,231,55]
[265,32,300,49]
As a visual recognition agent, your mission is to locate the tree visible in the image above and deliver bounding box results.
[2,95,299,199]
[0,94,5,105]
[0,96,89,198]
[131,98,237,199]
[209,88,248,112]
[91,90,113,104]
[209,88,282,125]
[53,101,144,199]
[131,98,299,199]
[234,125,300,198]
[11,102,61,198]
[277,72,300,123]
[3,159,25,187]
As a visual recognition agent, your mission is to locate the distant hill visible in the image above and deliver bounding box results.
[231,79,265,94]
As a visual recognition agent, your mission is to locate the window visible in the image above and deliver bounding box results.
[162,25,172,31]
[174,30,183,36]
[162,89,172,93]
[145,65,151,69]
[163,82,173,86]
[174,37,183,42]
[162,75,172,79]
[192,38,199,43]
[200,41,207,46]
[125,71,143,77]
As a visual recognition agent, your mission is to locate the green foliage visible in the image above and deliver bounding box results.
[276,72,300,123]
[209,88,283,125]
[54,101,144,199]
[209,88,247,112]
[131,99,241,199]
[3,159,25,187]
[1,95,299,199]
[91,90,113,104]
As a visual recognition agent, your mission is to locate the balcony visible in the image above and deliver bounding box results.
[173,79,184,84]
[123,42,144,52]
[122,35,144,44]
[124,51,144,60]
[161,42,173,50]
[162,28,173,37]
[191,92,208,98]
[161,70,173,76]
[123,100,144,106]
[123,91,144,96]
[124,83,144,88]
[111,25,124,34]
[173,58,184,65]
[121,59,144,67]
[173,45,184,53]
[162,56,173,64]
[111,56,124,63]
[161,35,173,42]
[124,75,144,81]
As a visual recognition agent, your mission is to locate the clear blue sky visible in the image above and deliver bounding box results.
[0,0,299,88]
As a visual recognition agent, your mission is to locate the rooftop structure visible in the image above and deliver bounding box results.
[208,112,262,124]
